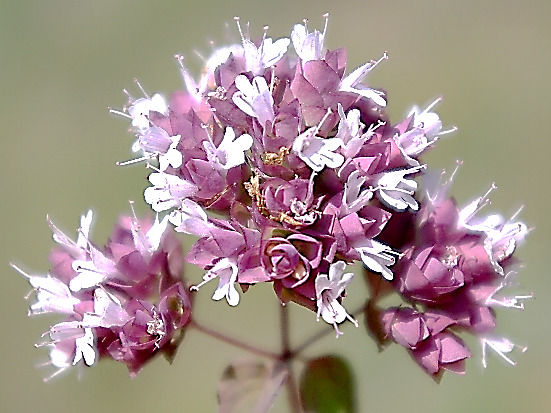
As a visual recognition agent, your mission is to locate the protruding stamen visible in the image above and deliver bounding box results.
[128,200,140,231]
[510,205,525,222]
[446,160,463,186]
[322,13,329,37]
[260,26,269,55]
[190,277,212,292]
[43,367,68,383]
[425,96,443,112]
[439,125,458,136]
[174,54,187,74]
[133,78,149,99]
[145,162,162,173]
[234,16,246,43]
[116,154,154,167]
[10,262,31,280]
[108,108,132,119]
[193,49,206,62]
[469,182,497,217]
[368,51,388,72]
[122,88,134,100]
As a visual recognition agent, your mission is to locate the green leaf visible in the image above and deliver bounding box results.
[300,355,356,413]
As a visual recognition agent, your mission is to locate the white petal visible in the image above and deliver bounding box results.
[73,328,96,366]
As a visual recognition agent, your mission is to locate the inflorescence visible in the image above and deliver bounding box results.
[13,14,530,380]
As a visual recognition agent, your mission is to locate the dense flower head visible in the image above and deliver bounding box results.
[16,14,531,381]
[105,15,532,376]
[13,210,192,379]
[367,174,530,377]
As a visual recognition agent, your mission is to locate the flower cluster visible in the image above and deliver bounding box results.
[370,176,529,376]
[13,210,192,379]
[15,15,530,381]
[113,15,529,370]
[117,16,416,334]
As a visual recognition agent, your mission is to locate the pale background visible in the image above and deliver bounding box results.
[2,1,550,412]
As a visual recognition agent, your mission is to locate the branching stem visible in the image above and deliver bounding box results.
[190,319,279,360]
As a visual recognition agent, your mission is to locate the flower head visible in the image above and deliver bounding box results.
[14,210,192,378]
[16,15,531,385]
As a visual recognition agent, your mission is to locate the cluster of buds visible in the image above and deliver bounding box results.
[15,14,530,380]
[13,209,192,379]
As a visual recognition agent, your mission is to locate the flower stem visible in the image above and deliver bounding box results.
[279,304,303,413]
[280,304,290,355]
[284,363,303,413]
[190,320,278,360]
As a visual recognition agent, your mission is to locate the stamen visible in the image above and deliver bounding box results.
[367,119,386,134]
[322,13,329,37]
[424,96,442,112]
[133,78,149,99]
[108,107,132,119]
[469,182,497,217]
[509,205,524,222]
[234,16,246,42]
[73,264,102,275]
[368,51,389,73]
[122,88,134,100]
[174,54,185,70]
[190,274,215,292]
[43,366,68,382]
[128,200,141,235]
[116,154,155,167]
[10,263,31,279]
[260,26,269,56]
[193,49,206,62]
[439,126,458,136]
[145,162,162,173]
[445,160,463,187]
[245,21,250,40]
[174,54,196,93]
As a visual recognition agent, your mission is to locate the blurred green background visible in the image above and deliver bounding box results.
[2,1,550,412]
